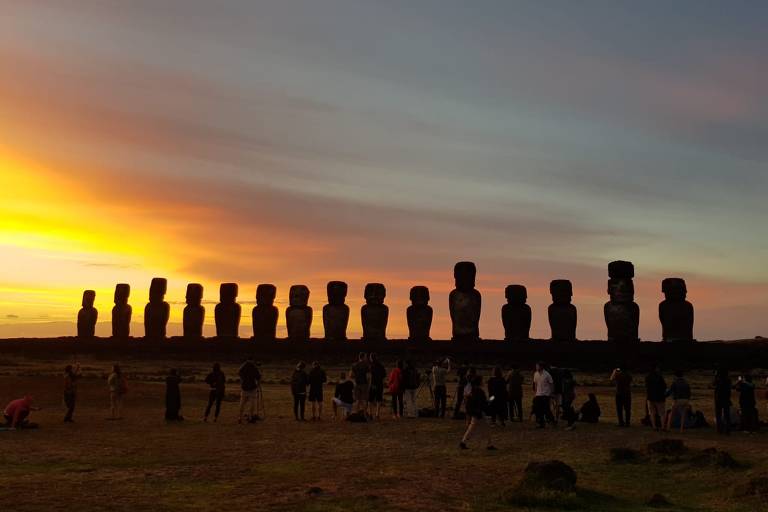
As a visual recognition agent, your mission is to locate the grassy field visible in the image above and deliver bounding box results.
[1,356,768,511]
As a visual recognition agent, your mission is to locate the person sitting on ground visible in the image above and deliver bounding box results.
[506,366,524,422]
[460,375,496,451]
[308,361,327,421]
[735,373,758,433]
[108,364,127,420]
[645,366,667,431]
[3,396,38,429]
[63,363,81,423]
[368,353,386,420]
[332,372,355,420]
[578,393,601,423]
[203,363,226,422]
[351,352,370,414]
[165,368,183,421]
[487,366,508,426]
[238,357,261,424]
[665,370,691,433]
[388,360,404,419]
[431,357,451,419]
[291,361,309,421]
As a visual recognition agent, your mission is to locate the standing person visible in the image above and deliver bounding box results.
[532,362,555,428]
[452,361,470,419]
[459,376,496,450]
[388,359,404,419]
[665,370,691,433]
[308,361,327,421]
[63,363,81,423]
[368,353,386,420]
[431,358,451,418]
[487,366,508,426]
[291,361,309,421]
[107,364,127,420]
[3,396,37,429]
[351,352,370,414]
[332,372,355,420]
[645,366,667,431]
[506,366,524,422]
[238,357,261,423]
[203,363,226,422]
[610,366,632,427]
[561,369,577,430]
[712,366,732,435]
[403,360,420,418]
[735,373,757,433]
[165,368,183,421]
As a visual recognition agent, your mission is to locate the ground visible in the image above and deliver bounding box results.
[1,357,767,511]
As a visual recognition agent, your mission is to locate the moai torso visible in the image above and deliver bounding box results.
[252,284,279,341]
[77,290,98,338]
[659,278,694,342]
[215,283,241,338]
[112,283,132,338]
[323,281,349,341]
[604,261,639,342]
[361,283,388,341]
[144,277,170,339]
[407,286,433,341]
[183,283,205,339]
[548,280,577,342]
[502,285,531,341]
[449,262,482,341]
[286,285,312,342]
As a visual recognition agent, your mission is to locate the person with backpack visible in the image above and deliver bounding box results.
[459,375,496,450]
[238,358,261,423]
[368,353,386,420]
[291,361,309,421]
[388,359,404,419]
[506,366,524,422]
[712,365,732,435]
[431,357,451,418]
[403,360,420,418]
[735,373,758,433]
[165,368,183,422]
[487,366,507,426]
[610,366,632,427]
[63,363,81,423]
[351,352,370,414]
[665,370,692,433]
[203,363,226,422]
[308,361,327,421]
[645,366,667,431]
[107,364,127,420]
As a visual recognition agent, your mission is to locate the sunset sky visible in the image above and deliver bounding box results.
[1,1,766,340]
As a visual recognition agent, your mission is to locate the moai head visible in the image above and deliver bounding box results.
[185,283,203,306]
[608,260,635,279]
[220,283,238,304]
[505,285,527,305]
[289,285,310,307]
[662,278,687,302]
[114,284,130,305]
[327,281,348,306]
[454,261,477,291]
[550,280,573,305]
[82,290,96,308]
[256,284,277,306]
[607,278,634,303]
[364,283,386,305]
[149,277,167,303]
[409,286,430,306]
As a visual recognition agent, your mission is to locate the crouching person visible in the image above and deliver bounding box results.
[3,396,39,430]
[332,372,354,420]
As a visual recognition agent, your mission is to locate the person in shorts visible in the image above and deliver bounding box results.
[238,357,261,423]
[332,372,355,420]
[351,352,370,413]
[308,361,327,420]
[368,353,386,419]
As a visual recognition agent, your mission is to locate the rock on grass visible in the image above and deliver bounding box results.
[609,447,642,463]
[520,460,577,492]
[646,493,671,507]
[647,439,687,456]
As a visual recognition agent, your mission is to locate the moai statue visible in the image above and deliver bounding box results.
[252,284,279,341]
[77,290,98,338]
[449,261,482,341]
[215,283,241,338]
[286,285,312,342]
[183,283,205,340]
[548,280,576,342]
[604,261,640,342]
[659,278,694,342]
[361,283,388,341]
[323,281,349,341]
[144,277,170,339]
[112,283,132,338]
[407,286,433,342]
[502,285,531,342]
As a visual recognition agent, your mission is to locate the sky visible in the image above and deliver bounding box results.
[0,1,766,340]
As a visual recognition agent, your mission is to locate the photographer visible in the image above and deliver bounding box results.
[291,361,309,421]
[203,363,226,422]
[238,357,261,424]
[610,365,632,427]
[459,375,496,450]
[665,370,691,433]
[431,357,451,418]
[332,372,355,420]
